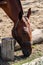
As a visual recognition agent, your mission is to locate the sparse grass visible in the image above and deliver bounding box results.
[0,43,43,65]
[13,44,43,65]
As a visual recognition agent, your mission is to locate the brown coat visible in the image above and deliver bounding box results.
[0,0,32,57]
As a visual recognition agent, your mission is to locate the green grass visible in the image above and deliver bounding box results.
[8,56,35,65]
[8,44,43,65]
[14,59,30,65]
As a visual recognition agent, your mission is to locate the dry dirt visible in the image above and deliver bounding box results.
[0,0,43,65]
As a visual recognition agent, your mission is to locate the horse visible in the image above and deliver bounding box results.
[0,0,32,57]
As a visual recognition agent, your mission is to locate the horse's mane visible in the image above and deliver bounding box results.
[0,0,23,21]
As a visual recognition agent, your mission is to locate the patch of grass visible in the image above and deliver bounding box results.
[8,56,33,65]
[14,52,43,65]
[14,57,37,65]
[14,59,29,65]
[32,45,36,48]
[37,51,42,56]
[8,44,43,65]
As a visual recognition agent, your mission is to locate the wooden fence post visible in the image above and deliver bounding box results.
[1,38,16,60]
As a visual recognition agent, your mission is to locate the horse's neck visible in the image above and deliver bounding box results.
[0,0,23,23]
[0,0,12,20]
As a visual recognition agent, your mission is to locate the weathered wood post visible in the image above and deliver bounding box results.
[1,38,16,60]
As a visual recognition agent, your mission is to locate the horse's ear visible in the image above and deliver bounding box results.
[27,8,31,18]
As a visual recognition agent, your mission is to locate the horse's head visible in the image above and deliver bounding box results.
[12,8,32,57]
[0,0,32,57]
[18,8,32,56]
[16,8,32,43]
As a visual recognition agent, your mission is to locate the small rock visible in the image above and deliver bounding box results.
[32,29,43,44]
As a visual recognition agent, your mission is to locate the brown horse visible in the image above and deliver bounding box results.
[0,0,32,57]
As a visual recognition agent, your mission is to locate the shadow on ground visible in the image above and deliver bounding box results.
[0,55,28,65]
[0,58,10,65]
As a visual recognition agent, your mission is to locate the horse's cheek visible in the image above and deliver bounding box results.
[21,26,31,42]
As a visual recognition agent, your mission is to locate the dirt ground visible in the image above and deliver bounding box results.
[0,0,43,65]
